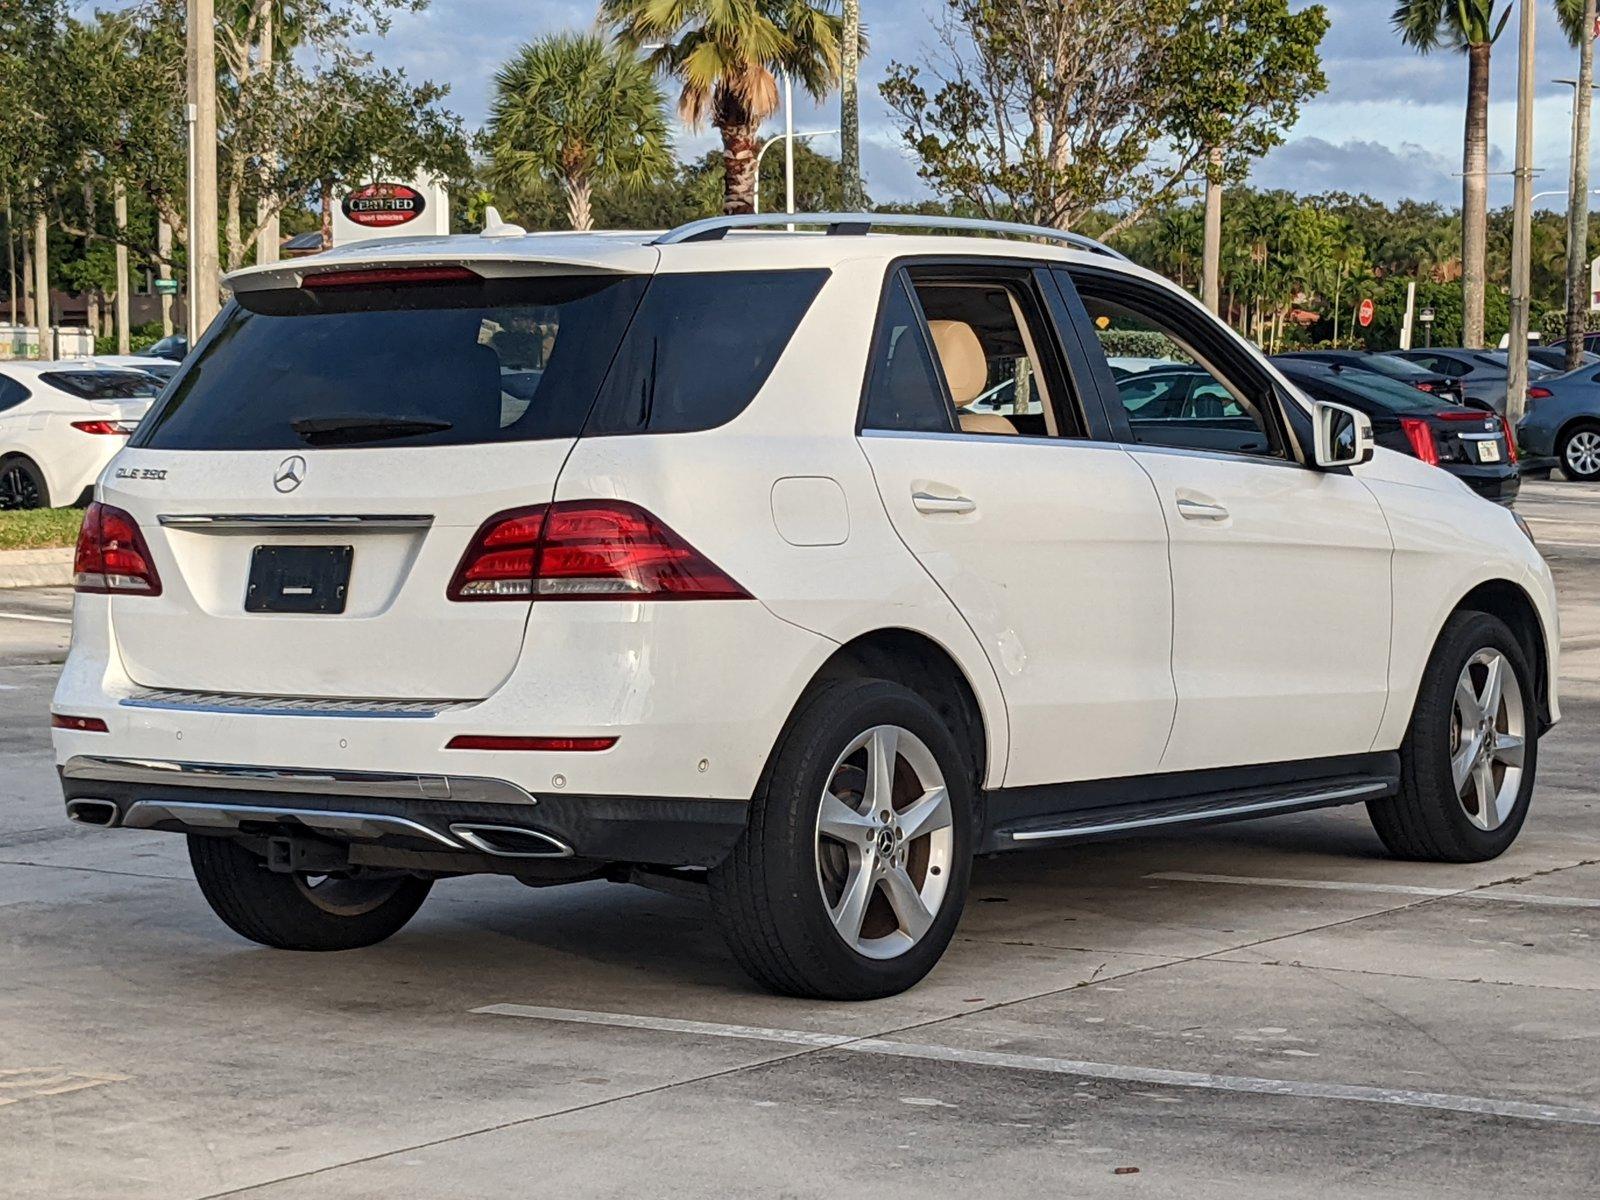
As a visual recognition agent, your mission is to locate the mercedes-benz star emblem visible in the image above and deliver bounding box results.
[273,455,307,494]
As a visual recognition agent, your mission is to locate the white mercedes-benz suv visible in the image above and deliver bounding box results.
[52,214,1559,999]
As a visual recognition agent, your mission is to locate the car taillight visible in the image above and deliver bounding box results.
[1433,410,1486,421]
[1526,386,1552,402]
[74,502,162,595]
[1415,381,1441,393]
[70,420,136,435]
[1399,417,1440,466]
[448,501,749,602]
[1500,416,1519,463]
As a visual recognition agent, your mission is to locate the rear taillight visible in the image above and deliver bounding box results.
[1399,417,1440,465]
[1526,386,1552,401]
[1433,409,1486,421]
[1415,381,1441,393]
[1501,416,1519,464]
[448,501,749,602]
[70,420,136,435]
[302,265,480,290]
[74,502,162,595]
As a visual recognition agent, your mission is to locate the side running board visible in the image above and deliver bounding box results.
[986,773,1396,852]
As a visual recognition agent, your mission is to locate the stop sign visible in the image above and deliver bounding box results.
[1357,298,1375,327]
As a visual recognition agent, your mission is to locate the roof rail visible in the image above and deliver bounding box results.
[651,212,1129,260]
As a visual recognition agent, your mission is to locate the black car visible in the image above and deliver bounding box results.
[1273,358,1519,504]
[144,334,189,362]
[1274,349,1465,406]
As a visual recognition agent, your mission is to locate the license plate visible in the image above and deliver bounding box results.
[1477,440,1502,463]
[245,545,353,614]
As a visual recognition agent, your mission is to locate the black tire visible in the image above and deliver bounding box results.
[0,456,48,510]
[1557,420,1600,482]
[709,678,975,1000]
[1368,611,1538,862]
[187,835,432,951]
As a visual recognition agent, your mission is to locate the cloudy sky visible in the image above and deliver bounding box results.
[90,0,1600,209]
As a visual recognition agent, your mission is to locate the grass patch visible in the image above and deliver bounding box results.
[0,506,84,551]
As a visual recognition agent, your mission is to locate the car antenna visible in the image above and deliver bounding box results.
[481,206,526,239]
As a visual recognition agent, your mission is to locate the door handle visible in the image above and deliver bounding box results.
[912,492,977,515]
[1176,498,1229,521]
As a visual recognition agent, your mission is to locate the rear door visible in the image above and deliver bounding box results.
[1061,267,1393,774]
[855,264,1176,787]
[105,266,652,700]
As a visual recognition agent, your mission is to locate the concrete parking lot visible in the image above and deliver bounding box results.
[3,480,1599,1198]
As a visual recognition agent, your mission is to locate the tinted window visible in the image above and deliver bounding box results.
[40,371,162,400]
[0,374,29,411]
[861,276,953,433]
[584,270,828,436]
[135,275,650,450]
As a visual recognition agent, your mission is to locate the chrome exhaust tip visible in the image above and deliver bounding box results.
[65,798,120,828]
[448,824,573,859]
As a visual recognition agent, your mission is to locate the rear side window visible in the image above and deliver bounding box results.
[0,374,29,411]
[860,275,953,434]
[135,275,649,451]
[583,270,828,436]
[39,371,161,400]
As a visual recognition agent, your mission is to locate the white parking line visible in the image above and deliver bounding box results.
[1148,871,1600,909]
[473,1003,1600,1127]
[0,611,70,625]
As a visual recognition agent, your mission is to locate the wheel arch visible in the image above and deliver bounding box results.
[1451,578,1553,731]
[0,451,50,508]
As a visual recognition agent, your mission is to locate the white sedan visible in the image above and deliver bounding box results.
[0,362,163,509]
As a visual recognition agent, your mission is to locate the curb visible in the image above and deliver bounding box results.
[0,547,73,589]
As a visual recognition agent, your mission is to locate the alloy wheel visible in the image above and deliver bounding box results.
[814,725,954,960]
[1564,430,1600,478]
[1450,648,1527,832]
[0,464,41,510]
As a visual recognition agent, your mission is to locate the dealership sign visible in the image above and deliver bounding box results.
[341,182,427,229]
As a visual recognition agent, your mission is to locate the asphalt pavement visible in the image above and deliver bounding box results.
[2,480,1598,1198]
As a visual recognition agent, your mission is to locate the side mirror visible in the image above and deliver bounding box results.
[1313,400,1375,469]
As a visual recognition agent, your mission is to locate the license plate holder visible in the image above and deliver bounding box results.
[246,545,353,614]
[1477,440,1502,463]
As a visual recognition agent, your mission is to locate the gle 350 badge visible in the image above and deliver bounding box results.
[114,467,167,481]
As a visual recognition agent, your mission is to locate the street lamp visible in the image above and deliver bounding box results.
[753,129,838,215]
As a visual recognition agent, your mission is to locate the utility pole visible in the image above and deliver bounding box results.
[114,181,130,355]
[32,209,49,359]
[1507,0,1537,427]
[1201,146,1223,313]
[187,0,221,335]
[4,195,14,326]
[157,219,174,337]
[840,0,862,210]
[1561,11,1598,371]
[255,0,279,265]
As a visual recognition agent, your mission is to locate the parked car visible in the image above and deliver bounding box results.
[1273,349,1465,405]
[1387,348,1554,412]
[53,214,1559,1000]
[1274,358,1519,504]
[1546,332,1600,358]
[1514,361,1600,480]
[92,354,180,384]
[1529,346,1600,373]
[142,334,188,362]
[0,362,162,509]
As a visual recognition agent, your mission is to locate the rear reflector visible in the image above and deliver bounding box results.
[74,502,162,595]
[445,734,618,752]
[51,714,108,732]
[70,420,136,435]
[1526,386,1553,401]
[448,501,749,602]
[1399,416,1440,466]
[302,265,481,290]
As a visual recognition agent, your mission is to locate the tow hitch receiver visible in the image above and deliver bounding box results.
[265,836,350,875]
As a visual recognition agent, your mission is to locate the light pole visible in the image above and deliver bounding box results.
[1505,0,1536,427]
[186,0,220,338]
[753,129,837,215]
[1556,63,1599,369]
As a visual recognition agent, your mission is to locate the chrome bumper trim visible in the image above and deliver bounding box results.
[121,800,462,847]
[158,514,433,532]
[60,756,536,807]
[119,687,472,719]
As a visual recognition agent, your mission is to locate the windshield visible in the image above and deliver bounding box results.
[39,370,163,400]
[1306,369,1444,414]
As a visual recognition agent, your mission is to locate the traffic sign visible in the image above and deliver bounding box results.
[1357,297,1375,328]
[153,278,178,297]
[1419,306,1435,324]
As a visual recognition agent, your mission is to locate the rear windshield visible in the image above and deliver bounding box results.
[1290,369,1440,414]
[133,269,828,451]
[40,370,163,400]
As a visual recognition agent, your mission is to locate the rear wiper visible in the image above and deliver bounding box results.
[290,415,452,446]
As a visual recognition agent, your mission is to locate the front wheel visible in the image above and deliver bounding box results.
[1559,422,1600,481]
[187,835,432,950]
[1368,611,1537,862]
[710,679,974,1000]
[0,456,47,510]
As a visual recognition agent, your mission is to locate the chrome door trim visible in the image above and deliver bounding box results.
[61,756,536,806]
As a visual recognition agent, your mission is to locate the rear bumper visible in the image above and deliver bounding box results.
[1448,464,1521,505]
[59,755,747,868]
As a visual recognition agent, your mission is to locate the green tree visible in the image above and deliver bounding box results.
[602,0,849,215]
[484,33,672,231]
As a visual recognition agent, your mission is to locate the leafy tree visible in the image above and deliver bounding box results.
[879,0,1325,237]
[602,0,850,215]
[484,33,672,231]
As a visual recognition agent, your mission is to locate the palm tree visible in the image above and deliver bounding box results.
[484,33,673,231]
[1393,0,1511,349]
[602,0,849,215]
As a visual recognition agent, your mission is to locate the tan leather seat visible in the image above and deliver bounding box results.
[927,319,1016,435]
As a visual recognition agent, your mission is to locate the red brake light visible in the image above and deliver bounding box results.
[1527,386,1553,400]
[301,265,480,290]
[1433,409,1487,421]
[448,501,749,602]
[445,734,617,751]
[70,420,134,435]
[1500,416,1519,464]
[1399,417,1440,466]
[1415,381,1441,393]
[74,502,162,595]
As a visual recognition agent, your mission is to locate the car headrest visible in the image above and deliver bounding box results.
[927,320,988,406]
